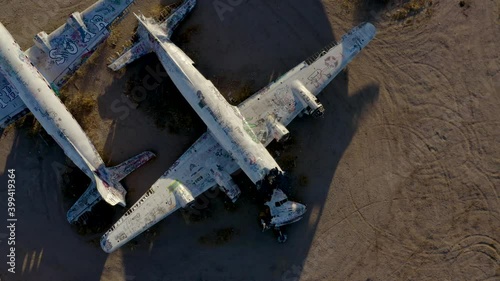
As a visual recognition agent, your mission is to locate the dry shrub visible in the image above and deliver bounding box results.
[149,1,183,22]
[107,28,122,49]
[14,113,43,137]
[391,0,433,21]
[60,91,96,131]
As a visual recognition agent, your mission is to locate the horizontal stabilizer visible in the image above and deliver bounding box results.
[108,151,155,182]
[161,0,197,38]
[108,0,196,71]
[67,151,155,223]
[67,181,101,223]
[109,40,152,71]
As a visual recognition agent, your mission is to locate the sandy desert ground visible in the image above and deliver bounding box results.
[0,0,499,280]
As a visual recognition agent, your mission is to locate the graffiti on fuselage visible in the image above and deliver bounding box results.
[90,15,107,31]
[95,5,116,17]
[49,14,109,65]
[272,86,295,113]
[0,85,19,109]
[76,27,96,44]
[49,38,79,65]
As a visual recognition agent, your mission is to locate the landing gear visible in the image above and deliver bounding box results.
[260,218,270,231]
[260,210,288,243]
[276,228,288,243]
[259,207,271,231]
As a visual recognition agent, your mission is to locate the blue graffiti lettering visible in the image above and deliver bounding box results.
[0,85,18,108]
[91,15,107,31]
[80,29,96,43]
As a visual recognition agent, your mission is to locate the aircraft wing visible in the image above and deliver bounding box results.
[0,0,134,127]
[238,22,376,145]
[101,132,241,252]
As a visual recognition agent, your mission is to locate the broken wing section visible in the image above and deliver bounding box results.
[101,133,240,253]
[238,22,376,145]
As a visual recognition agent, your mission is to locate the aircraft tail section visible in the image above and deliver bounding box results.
[66,151,155,223]
[108,0,196,71]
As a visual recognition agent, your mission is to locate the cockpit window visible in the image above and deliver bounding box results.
[275,198,288,207]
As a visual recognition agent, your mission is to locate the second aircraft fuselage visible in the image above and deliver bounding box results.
[144,21,281,184]
[0,22,125,206]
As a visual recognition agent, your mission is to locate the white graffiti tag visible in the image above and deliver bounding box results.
[49,39,78,65]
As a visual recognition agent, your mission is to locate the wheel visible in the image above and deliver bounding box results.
[277,232,288,243]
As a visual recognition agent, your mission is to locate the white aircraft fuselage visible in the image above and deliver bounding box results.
[0,23,127,207]
[142,19,282,185]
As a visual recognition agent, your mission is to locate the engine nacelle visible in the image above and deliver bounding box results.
[168,180,195,208]
[291,81,324,118]
[210,166,241,202]
[266,115,290,142]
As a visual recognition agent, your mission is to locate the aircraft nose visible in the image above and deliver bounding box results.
[293,202,307,217]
